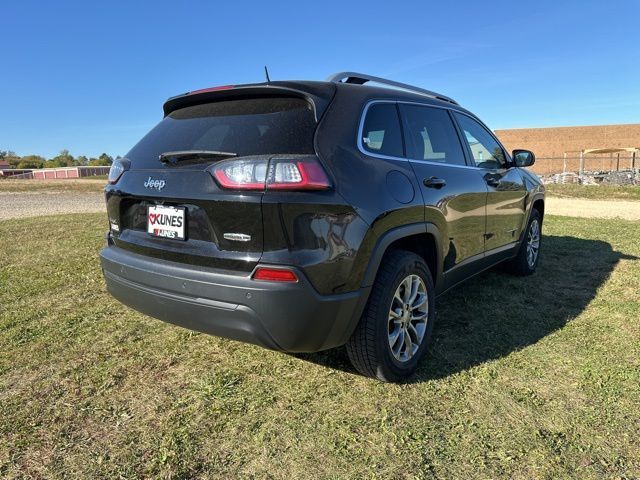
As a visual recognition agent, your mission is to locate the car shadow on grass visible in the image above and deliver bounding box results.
[294,235,636,382]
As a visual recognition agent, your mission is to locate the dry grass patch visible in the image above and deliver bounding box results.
[0,179,105,193]
[545,183,640,201]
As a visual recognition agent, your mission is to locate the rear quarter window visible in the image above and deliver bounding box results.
[360,103,404,158]
[126,97,317,168]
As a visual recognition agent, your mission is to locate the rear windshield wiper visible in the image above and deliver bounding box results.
[159,150,237,164]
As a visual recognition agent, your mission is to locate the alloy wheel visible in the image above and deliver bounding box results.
[526,219,540,267]
[388,274,429,362]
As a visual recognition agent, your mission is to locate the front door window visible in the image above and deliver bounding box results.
[454,113,507,169]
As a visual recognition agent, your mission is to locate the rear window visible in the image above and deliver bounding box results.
[399,104,466,165]
[126,97,317,166]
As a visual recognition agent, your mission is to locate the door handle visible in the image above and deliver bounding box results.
[423,176,446,189]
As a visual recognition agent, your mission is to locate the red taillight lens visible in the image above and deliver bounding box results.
[252,267,298,282]
[212,159,268,190]
[209,156,331,191]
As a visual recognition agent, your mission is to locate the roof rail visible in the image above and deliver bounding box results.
[326,71,458,105]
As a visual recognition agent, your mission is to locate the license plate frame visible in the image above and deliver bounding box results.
[147,205,186,241]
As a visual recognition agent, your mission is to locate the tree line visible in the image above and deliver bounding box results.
[0,150,116,169]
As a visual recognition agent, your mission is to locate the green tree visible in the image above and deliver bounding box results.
[1,151,21,167]
[48,149,74,168]
[17,155,46,169]
[99,153,113,165]
[1,150,117,169]
[74,155,89,166]
[89,153,113,166]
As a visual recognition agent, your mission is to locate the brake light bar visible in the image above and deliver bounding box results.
[188,85,234,95]
[252,267,298,282]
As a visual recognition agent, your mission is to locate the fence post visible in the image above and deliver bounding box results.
[563,153,567,173]
[616,153,620,171]
[579,151,584,180]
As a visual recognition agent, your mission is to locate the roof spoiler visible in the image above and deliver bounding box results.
[162,83,335,121]
[327,71,458,105]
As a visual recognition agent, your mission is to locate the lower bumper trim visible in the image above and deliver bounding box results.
[100,246,368,352]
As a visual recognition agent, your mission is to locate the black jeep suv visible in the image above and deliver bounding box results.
[100,72,544,382]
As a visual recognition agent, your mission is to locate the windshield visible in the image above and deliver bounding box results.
[126,96,317,167]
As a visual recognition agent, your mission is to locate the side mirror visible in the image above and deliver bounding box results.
[512,149,535,167]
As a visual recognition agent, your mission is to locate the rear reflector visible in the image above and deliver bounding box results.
[252,267,298,282]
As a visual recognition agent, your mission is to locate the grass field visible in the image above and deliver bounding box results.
[545,183,640,201]
[0,178,106,193]
[1,214,639,479]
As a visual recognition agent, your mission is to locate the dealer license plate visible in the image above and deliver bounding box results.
[147,205,186,240]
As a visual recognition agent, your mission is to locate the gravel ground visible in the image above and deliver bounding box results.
[0,191,105,220]
[2,191,640,221]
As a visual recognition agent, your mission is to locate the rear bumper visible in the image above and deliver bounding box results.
[100,246,368,352]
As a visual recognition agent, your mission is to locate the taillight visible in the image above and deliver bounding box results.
[267,160,330,190]
[209,156,331,191]
[252,267,298,282]
[107,158,130,184]
[211,158,268,190]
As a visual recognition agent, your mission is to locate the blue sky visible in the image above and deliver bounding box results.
[2,0,639,158]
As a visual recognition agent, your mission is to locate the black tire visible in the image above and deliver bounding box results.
[506,209,542,276]
[346,250,436,382]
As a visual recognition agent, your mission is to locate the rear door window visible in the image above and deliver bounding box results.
[399,104,467,166]
[360,103,404,157]
[126,97,317,168]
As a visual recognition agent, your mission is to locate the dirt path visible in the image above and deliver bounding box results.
[0,191,105,220]
[546,196,640,220]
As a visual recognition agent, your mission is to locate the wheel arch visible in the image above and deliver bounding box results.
[517,194,545,245]
[532,197,545,222]
[361,223,443,290]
